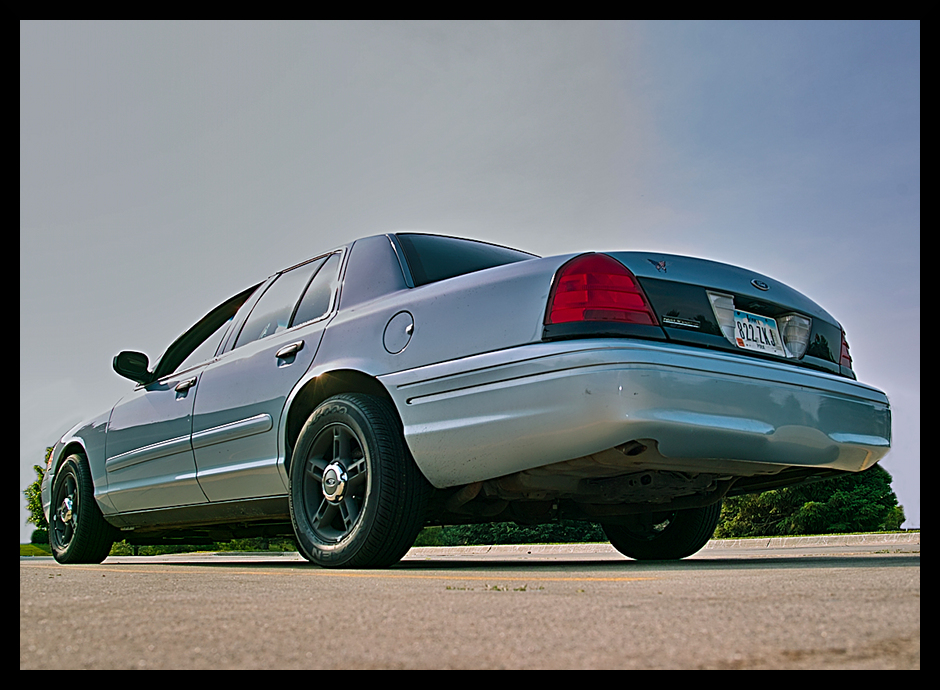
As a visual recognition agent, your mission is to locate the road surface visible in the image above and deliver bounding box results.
[20,533,919,669]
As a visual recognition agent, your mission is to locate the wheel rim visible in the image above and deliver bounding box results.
[625,511,675,541]
[301,423,368,542]
[52,471,78,549]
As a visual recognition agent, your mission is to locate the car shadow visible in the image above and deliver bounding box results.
[102,552,919,572]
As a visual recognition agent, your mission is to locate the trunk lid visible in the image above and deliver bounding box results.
[608,252,846,376]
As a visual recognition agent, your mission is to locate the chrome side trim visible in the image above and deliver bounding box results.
[106,435,193,473]
[191,414,273,450]
[196,456,280,478]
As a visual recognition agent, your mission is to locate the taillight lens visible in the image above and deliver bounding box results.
[546,254,658,326]
[840,329,853,370]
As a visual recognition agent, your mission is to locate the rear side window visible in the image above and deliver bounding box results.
[396,233,536,287]
[233,258,326,349]
[291,252,340,328]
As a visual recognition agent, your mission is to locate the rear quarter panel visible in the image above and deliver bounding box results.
[296,237,574,481]
[316,235,571,378]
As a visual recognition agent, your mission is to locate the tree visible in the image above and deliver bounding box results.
[715,464,905,538]
[23,448,52,533]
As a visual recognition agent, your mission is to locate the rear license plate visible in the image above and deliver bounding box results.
[734,310,787,356]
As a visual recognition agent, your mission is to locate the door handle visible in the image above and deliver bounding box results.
[175,377,197,392]
[276,341,305,359]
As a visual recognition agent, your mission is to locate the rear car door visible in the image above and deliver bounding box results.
[191,252,342,502]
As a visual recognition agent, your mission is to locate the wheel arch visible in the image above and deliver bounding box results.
[282,369,398,474]
[55,440,88,469]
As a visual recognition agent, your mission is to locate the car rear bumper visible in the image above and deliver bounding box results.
[379,339,891,488]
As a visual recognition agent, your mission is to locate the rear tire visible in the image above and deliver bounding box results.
[602,501,722,560]
[49,454,115,564]
[289,394,431,568]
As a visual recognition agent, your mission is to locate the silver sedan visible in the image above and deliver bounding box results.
[42,233,890,567]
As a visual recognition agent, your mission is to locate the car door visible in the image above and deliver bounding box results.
[103,286,258,512]
[191,252,342,502]
[103,365,208,512]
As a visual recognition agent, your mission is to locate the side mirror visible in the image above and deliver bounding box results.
[113,351,152,385]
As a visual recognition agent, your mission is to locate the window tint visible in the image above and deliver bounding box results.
[152,283,260,380]
[291,253,340,328]
[234,259,324,349]
[396,234,536,287]
[173,316,234,374]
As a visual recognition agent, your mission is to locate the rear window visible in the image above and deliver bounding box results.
[396,233,536,287]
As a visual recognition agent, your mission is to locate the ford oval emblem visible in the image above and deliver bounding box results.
[751,279,770,291]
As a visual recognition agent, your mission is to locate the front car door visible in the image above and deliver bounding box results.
[102,286,259,512]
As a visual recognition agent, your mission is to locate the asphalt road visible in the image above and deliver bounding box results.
[20,534,919,669]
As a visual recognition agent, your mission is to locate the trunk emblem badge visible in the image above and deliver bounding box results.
[751,279,770,291]
[647,259,669,273]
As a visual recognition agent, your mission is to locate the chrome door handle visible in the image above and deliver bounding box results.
[276,341,305,359]
[175,377,197,392]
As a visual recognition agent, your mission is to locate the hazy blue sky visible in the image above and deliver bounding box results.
[20,21,919,540]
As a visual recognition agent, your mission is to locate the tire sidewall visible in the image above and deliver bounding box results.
[49,454,113,564]
[50,457,81,562]
[289,396,393,567]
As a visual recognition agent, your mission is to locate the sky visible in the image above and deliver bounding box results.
[20,21,920,540]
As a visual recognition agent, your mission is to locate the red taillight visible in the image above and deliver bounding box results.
[545,254,658,326]
[840,329,853,370]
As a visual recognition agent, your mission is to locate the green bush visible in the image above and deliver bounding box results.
[108,537,299,556]
[430,520,607,546]
[714,465,905,538]
[24,456,51,532]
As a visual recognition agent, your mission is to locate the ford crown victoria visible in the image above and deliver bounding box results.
[42,233,891,567]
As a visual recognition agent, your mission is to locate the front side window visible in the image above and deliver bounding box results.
[152,283,260,379]
[172,315,234,374]
[233,257,327,349]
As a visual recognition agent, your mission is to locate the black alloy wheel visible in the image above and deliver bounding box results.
[289,393,431,568]
[49,454,116,564]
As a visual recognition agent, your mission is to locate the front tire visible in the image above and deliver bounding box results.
[289,394,431,568]
[49,454,115,564]
[602,501,722,560]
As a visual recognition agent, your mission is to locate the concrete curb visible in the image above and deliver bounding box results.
[403,532,920,558]
[702,532,920,550]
